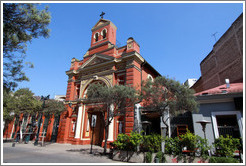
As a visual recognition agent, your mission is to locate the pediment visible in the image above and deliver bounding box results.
[91,19,110,30]
[80,54,114,69]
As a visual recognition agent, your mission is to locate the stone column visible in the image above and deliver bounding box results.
[75,105,83,138]
[108,118,114,141]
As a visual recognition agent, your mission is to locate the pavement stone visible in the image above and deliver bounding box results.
[3,141,124,163]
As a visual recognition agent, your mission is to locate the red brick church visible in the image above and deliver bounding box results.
[56,16,160,146]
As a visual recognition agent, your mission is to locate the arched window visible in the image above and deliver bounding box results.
[147,74,154,82]
[101,28,107,39]
[94,32,99,42]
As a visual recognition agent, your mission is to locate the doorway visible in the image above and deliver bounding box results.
[89,112,104,146]
[50,115,60,142]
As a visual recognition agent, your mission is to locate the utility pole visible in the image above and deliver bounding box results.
[34,95,49,146]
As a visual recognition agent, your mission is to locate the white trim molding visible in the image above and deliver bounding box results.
[211,111,243,139]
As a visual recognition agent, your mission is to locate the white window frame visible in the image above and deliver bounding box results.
[101,28,107,39]
[147,74,153,82]
[211,111,243,139]
[94,32,99,42]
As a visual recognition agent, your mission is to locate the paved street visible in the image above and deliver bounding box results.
[3,141,124,163]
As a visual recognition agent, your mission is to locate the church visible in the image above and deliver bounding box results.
[56,15,161,147]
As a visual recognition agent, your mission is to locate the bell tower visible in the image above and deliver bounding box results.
[90,14,117,48]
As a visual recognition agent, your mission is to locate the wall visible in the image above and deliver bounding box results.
[192,13,243,92]
[192,98,242,151]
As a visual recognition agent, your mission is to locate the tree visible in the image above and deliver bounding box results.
[86,83,139,154]
[3,3,51,91]
[141,76,198,137]
[3,89,16,139]
[7,88,42,141]
[42,99,66,131]
[43,99,66,118]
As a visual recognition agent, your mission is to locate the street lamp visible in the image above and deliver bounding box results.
[34,95,49,146]
[196,120,211,140]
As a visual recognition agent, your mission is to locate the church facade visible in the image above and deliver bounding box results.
[56,18,160,146]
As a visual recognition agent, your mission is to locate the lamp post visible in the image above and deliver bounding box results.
[34,95,49,146]
[196,120,211,140]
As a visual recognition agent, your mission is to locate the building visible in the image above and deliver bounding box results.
[56,17,160,146]
[192,82,243,149]
[191,13,243,92]
[191,13,243,150]
[54,95,66,102]
[3,96,64,143]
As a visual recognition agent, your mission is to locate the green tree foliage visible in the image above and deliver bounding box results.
[86,83,139,154]
[43,99,66,118]
[3,88,42,141]
[3,3,51,90]
[141,76,198,136]
[3,88,41,128]
[3,89,16,126]
[13,88,42,115]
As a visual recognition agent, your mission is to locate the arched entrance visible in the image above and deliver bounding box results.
[82,79,112,146]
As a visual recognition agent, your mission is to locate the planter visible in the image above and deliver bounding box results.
[112,150,209,163]
[112,150,145,163]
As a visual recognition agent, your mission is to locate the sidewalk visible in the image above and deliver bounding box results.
[4,141,111,155]
[3,141,124,163]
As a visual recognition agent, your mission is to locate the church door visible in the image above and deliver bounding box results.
[90,112,104,146]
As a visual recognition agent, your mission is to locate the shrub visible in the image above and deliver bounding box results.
[179,130,197,152]
[112,133,129,150]
[196,135,211,159]
[209,156,239,163]
[141,134,163,152]
[128,131,143,151]
[155,151,165,163]
[145,152,152,163]
[213,135,240,157]
[112,131,143,152]
[164,136,182,155]
[164,131,210,158]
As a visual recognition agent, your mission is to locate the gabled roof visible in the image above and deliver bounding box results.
[79,54,114,69]
[91,18,117,31]
[195,83,243,96]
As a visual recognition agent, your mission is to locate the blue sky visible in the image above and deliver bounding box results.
[16,2,243,98]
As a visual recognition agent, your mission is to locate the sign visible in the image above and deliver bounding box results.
[91,115,97,127]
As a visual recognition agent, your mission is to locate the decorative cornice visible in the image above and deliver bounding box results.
[66,70,78,76]
[79,70,114,81]
[121,51,144,63]
[88,41,111,51]
[78,60,115,73]
[125,64,142,73]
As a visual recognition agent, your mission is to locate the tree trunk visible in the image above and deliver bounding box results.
[162,115,169,138]
[104,125,109,154]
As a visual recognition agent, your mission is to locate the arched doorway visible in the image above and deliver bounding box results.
[83,80,110,146]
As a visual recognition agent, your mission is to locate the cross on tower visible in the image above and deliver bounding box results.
[100,12,105,19]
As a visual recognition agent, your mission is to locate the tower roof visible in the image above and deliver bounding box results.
[91,18,117,31]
